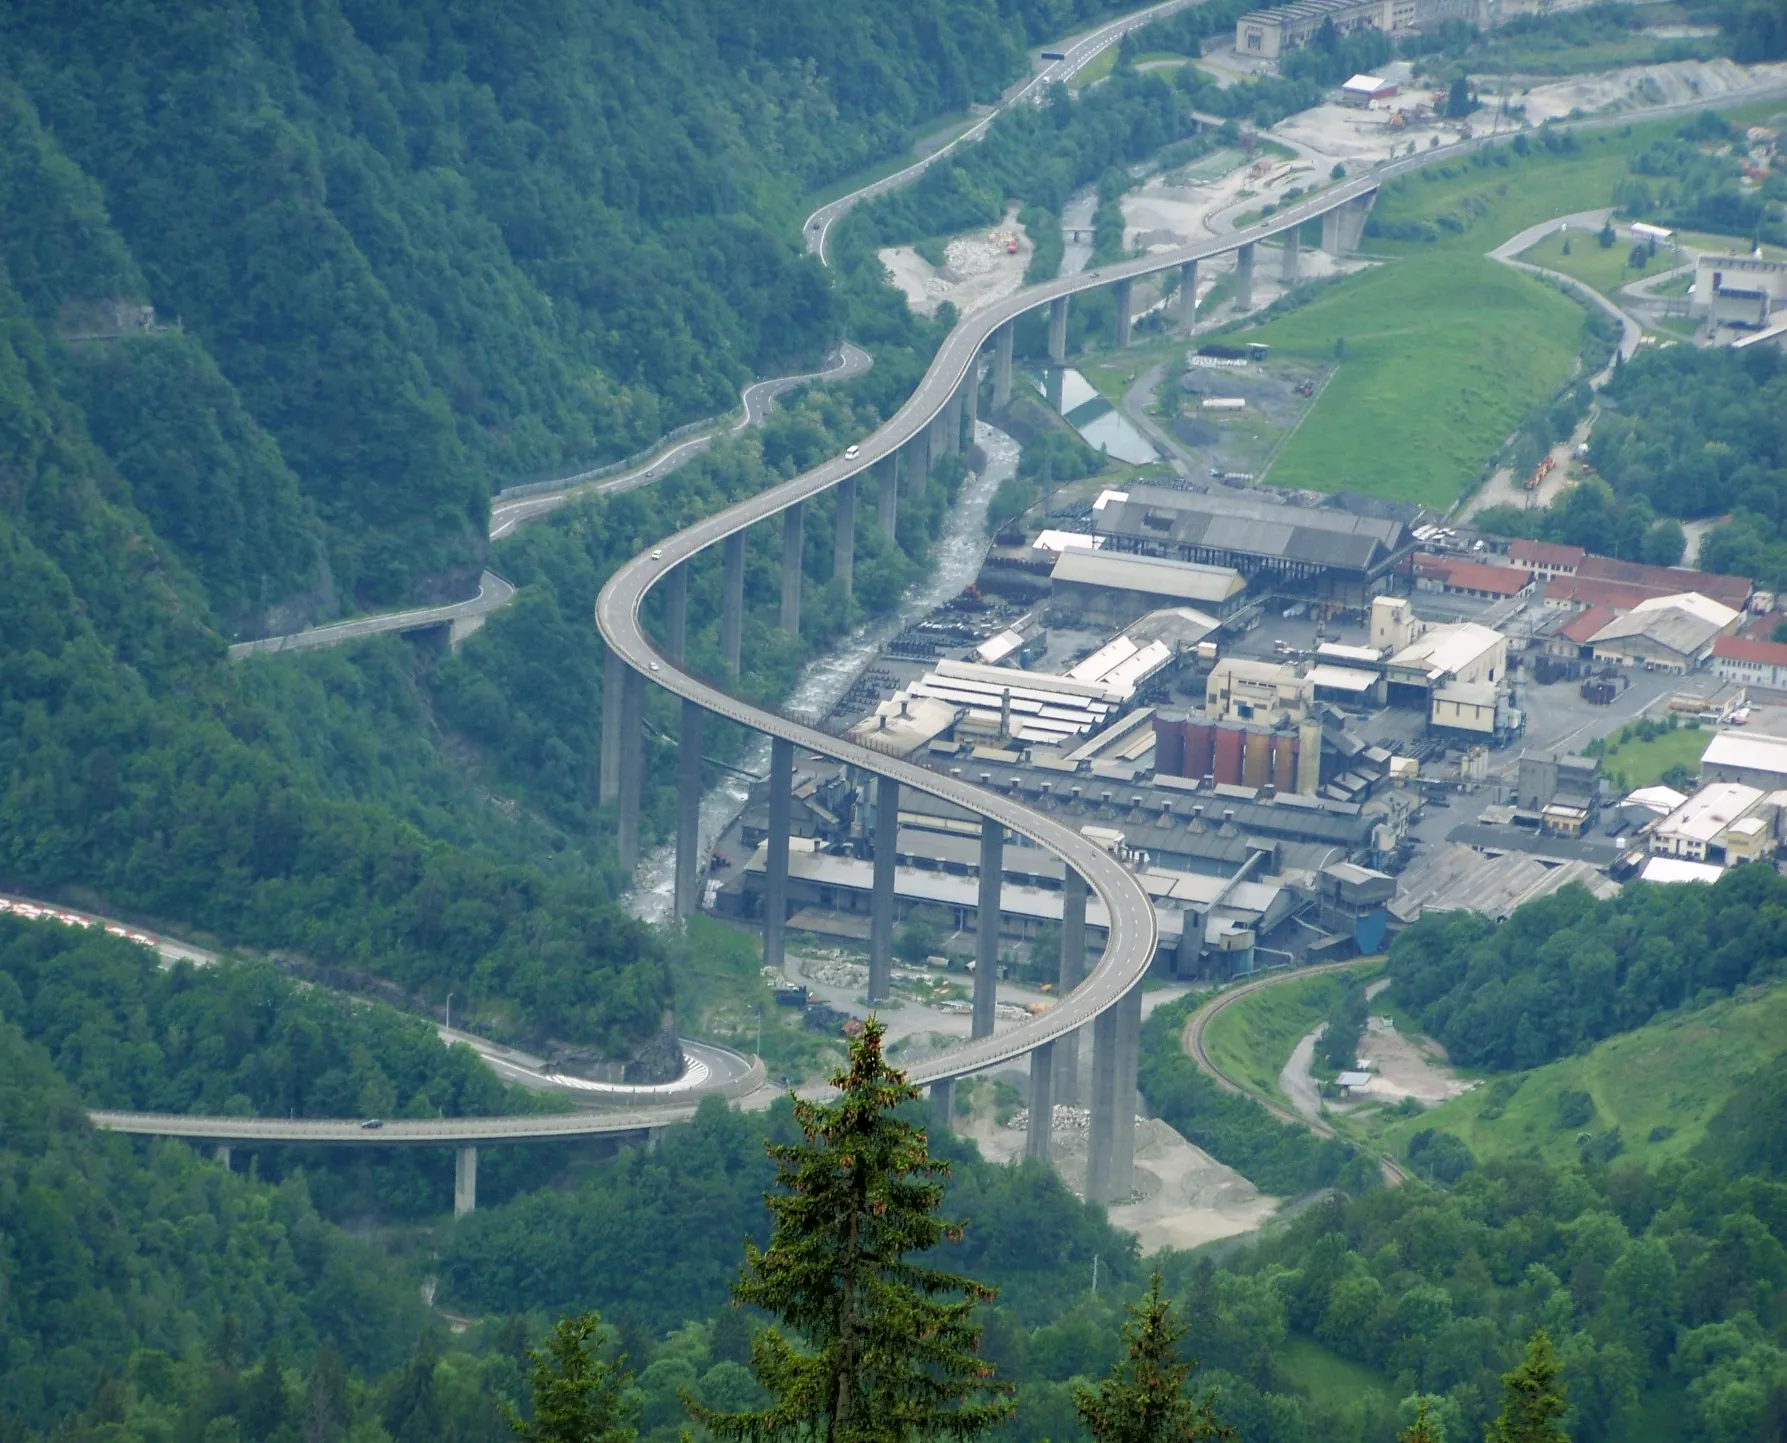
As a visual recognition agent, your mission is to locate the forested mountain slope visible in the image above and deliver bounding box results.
[0,0,1122,617]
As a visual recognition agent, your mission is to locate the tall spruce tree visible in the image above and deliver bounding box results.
[1487,1330,1569,1443]
[1398,1399,1442,1443]
[1075,1273,1230,1443]
[687,1021,1013,1443]
[508,1313,637,1443]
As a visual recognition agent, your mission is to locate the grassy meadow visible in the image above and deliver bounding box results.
[1238,255,1587,506]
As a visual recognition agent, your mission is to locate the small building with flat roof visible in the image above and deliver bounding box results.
[1049,547,1246,627]
[1702,731,1787,790]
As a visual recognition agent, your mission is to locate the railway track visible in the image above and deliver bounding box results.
[1181,960,1409,1187]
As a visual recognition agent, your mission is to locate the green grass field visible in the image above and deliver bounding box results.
[1596,725,1711,791]
[1201,963,1381,1104]
[1364,982,1787,1170]
[1277,1337,1391,1403]
[1238,255,1586,506]
[1518,225,1671,300]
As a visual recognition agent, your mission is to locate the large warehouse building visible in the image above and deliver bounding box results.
[1093,486,1418,606]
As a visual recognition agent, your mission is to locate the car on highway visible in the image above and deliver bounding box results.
[650,548,663,559]
[360,1118,383,1130]
[844,444,860,459]
[649,662,660,673]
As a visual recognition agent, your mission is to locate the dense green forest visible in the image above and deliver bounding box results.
[1386,868,1787,1072]
[0,916,582,1219]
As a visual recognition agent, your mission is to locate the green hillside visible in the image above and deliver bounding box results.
[1368,981,1787,1170]
[1241,255,1586,506]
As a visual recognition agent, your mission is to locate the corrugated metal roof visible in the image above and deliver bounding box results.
[1051,548,1246,603]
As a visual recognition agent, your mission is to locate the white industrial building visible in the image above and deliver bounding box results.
[1701,731,1787,791]
[1586,592,1740,672]
[1647,781,1778,864]
[1693,252,1787,330]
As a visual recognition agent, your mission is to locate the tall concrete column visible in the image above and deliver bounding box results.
[763,736,794,971]
[993,322,1014,408]
[1026,1041,1054,1162]
[1179,259,1199,329]
[907,431,931,494]
[215,1144,232,1170]
[600,648,625,805]
[779,502,804,636]
[877,454,899,538]
[664,562,687,663]
[1046,366,1064,413]
[674,700,703,921]
[1234,243,1255,312]
[1280,226,1301,284]
[932,1078,955,1133]
[972,818,1003,1040]
[721,531,745,674]
[936,393,962,459]
[1114,278,1133,348]
[454,1145,478,1217]
[832,475,856,598]
[616,665,645,873]
[1086,1004,1119,1202]
[1057,869,1088,1105]
[1110,982,1144,1200]
[1321,206,1342,256]
[1048,296,1069,364]
[962,366,979,439]
[868,775,898,1005]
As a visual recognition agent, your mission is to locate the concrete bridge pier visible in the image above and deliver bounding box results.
[1179,260,1199,329]
[454,1145,478,1217]
[937,392,962,459]
[674,700,703,921]
[1086,1003,1119,1202]
[907,430,931,495]
[1026,1041,1054,1162]
[1234,242,1255,312]
[763,736,794,970]
[600,648,625,804]
[868,775,897,1005]
[780,502,804,636]
[1048,295,1069,364]
[962,363,979,440]
[1056,869,1088,1104]
[993,322,1014,407]
[932,1077,955,1133]
[721,531,745,673]
[215,1144,232,1170]
[1322,190,1377,256]
[877,454,899,538]
[1114,278,1132,348]
[833,475,856,597]
[1110,982,1144,1200]
[616,665,646,873]
[664,562,687,662]
[972,818,1003,1040]
[1280,226,1301,284]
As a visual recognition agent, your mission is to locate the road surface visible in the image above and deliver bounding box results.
[1181,960,1406,1185]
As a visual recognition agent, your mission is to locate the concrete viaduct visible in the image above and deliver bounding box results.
[589,166,1405,1205]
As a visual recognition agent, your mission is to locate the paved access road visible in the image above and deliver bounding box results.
[1181,959,1407,1185]
[802,0,1200,265]
[227,571,516,660]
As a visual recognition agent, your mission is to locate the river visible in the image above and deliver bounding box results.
[624,422,1020,923]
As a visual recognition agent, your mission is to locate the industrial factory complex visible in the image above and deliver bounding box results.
[699,470,1787,995]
